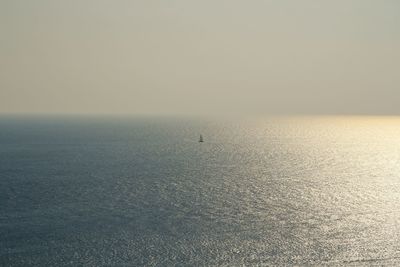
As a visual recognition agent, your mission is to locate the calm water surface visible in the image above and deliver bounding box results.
[1,116,400,266]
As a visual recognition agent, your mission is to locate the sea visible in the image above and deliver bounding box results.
[1,115,400,266]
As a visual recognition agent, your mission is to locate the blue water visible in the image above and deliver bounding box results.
[1,116,400,266]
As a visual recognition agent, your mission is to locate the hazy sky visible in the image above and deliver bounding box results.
[1,0,399,116]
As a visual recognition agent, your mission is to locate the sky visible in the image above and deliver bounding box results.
[0,0,399,116]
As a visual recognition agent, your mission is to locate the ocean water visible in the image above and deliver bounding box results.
[1,116,400,266]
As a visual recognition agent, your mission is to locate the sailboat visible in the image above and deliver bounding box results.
[199,134,204,143]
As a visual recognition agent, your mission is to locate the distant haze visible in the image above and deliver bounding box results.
[1,0,399,116]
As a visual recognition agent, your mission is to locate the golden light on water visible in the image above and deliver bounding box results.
[248,116,400,262]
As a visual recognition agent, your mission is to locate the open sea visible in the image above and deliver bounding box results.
[1,116,400,266]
